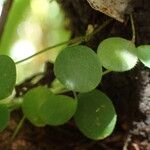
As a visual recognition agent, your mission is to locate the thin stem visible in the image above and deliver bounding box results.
[130,14,136,43]
[0,98,23,110]
[102,70,112,76]
[8,98,23,110]
[11,115,26,141]
[15,40,74,64]
[15,19,112,65]
[0,98,11,105]
[73,91,78,100]
[87,19,113,38]
[0,0,14,40]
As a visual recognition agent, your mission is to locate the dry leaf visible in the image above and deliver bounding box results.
[87,0,131,22]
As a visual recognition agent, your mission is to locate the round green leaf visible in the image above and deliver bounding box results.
[137,45,150,68]
[22,87,53,126]
[0,55,16,100]
[39,95,77,126]
[0,105,10,132]
[74,90,117,140]
[97,37,138,72]
[54,45,102,92]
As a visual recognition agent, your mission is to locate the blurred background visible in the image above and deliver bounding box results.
[0,0,70,83]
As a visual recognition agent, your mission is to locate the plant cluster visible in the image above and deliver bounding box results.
[0,36,150,140]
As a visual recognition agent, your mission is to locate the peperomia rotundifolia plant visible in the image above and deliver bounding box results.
[0,17,150,140]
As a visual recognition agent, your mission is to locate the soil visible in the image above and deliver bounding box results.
[0,0,150,149]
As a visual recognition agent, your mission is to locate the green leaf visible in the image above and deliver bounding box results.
[74,90,117,140]
[97,37,138,72]
[22,87,53,127]
[137,45,150,68]
[54,45,102,92]
[0,55,16,100]
[0,105,10,132]
[39,95,77,126]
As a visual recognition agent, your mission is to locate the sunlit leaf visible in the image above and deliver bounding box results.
[97,37,138,71]
[137,45,150,68]
[0,105,10,132]
[0,55,16,100]
[54,45,102,92]
[22,87,53,126]
[39,95,77,126]
[74,90,117,140]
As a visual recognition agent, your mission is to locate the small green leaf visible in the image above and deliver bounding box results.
[137,45,150,68]
[39,95,77,126]
[22,87,53,126]
[0,105,10,132]
[54,45,102,92]
[74,90,117,140]
[0,55,16,100]
[97,37,138,71]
